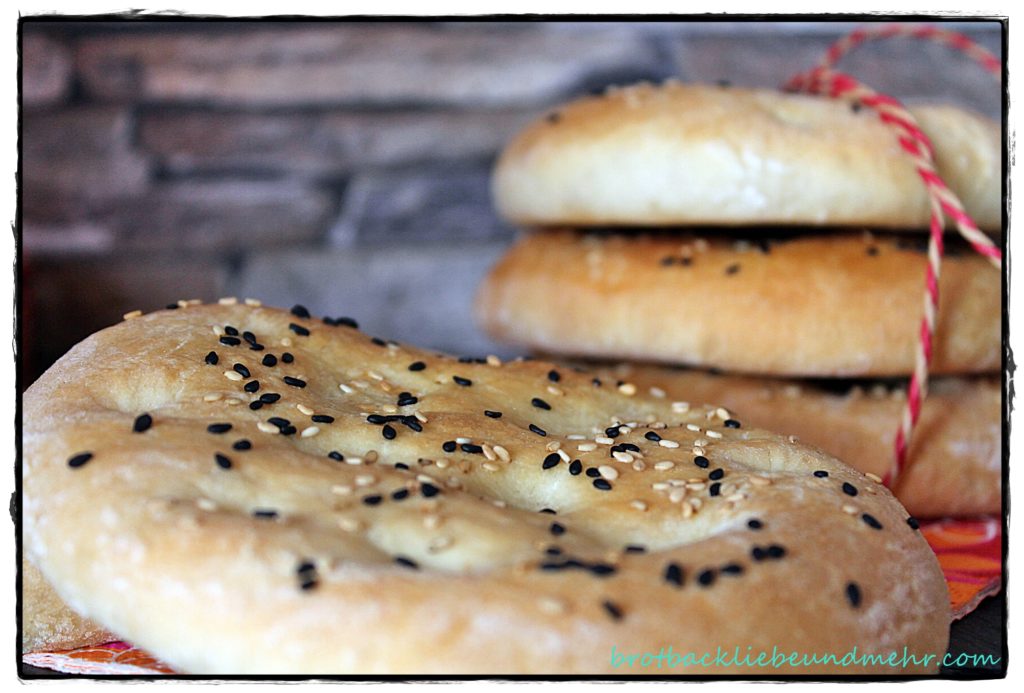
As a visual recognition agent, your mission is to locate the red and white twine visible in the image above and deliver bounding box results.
[783,24,1002,487]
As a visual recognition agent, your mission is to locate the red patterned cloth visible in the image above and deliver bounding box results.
[23,516,1003,675]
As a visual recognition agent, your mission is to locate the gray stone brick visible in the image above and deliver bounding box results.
[75,23,664,107]
[137,108,536,177]
[328,166,513,246]
[672,27,1002,120]
[21,32,73,107]
[228,242,516,358]
[22,107,150,222]
[23,180,337,259]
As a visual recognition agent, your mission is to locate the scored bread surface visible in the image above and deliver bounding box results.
[493,81,1001,231]
[23,303,949,674]
[476,230,1000,377]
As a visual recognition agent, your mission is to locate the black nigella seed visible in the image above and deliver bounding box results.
[268,417,291,428]
[233,363,251,378]
[767,544,786,559]
[625,545,646,554]
[592,378,602,386]
[442,440,457,453]
[752,547,766,561]
[644,431,661,442]
[813,470,830,478]
[585,467,600,478]
[484,410,502,418]
[311,414,334,424]
[420,483,441,498]
[747,519,764,530]
[279,425,297,436]
[205,351,219,365]
[289,323,310,337]
[224,326,239,336]
[664,562,684,587]
[259,393,281,403]
[243,380,260,393]
[249,343,265,352]
[242,331,257,345]
[394,462,409,470]
[720,563,744,575]
[283,376,307,388]
[694,456,710,469]
[392,489,410,501]
[461,443,483,454]
[408,361,426,371]
[336,317,359,328]
[249,401,264,411]
[215,453,232,470]
[861,513,883,530]
[725,263,741,275]
[547,370,561,382]
[842,482,859,497]
[605,426,621,438]
[540,508,557,514]
[382,425,397,440]
[281,352,294,364]
[531,397,551,410]
[67,452,93,468]
[846,582,862,608]
[592,478,612,491]
[328,451,344,461]
[362,494,383,506]
[232,439,252,451]
[262,354,278,367]
[219,336,241,346]
[371,337,387,347]
[709,482,721,497]
[724,419,741,429]
[453,376,472,387]
[907,517,920,530]
[542,453,561,470]
[589,563,616,577]
[545,546,563,556]
[549,522,566,536]
[397,395,418,407]
[367,414,390,424]
[529,424,547,437]
[708,468,725,481]
[207,422,233,434]
[290,304,310,319]
[132,413,153,433]
[602,600,623,621]
[253,509,278,519]
[401,418,423,432]
[569,460,582,476]
[697,569,717,586]
[395,556,419,570]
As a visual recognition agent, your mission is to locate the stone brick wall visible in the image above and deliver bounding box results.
[19,18,1004,385]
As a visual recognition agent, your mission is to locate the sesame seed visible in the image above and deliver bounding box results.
[659,439,680,449]
[453,376,472,387]
[257,422,280,434]
[630,499,648,512]
[67,452,93,468]
[122,309,142,320]
[296,403,314,415]
[602,600,624,621]
[846,582,862,608]
[301,426,320,438]
[214,453,233,469]
[861,513,883,530]
[865,472,883,483]
[612,451,634,464]
[203,393,222,402]
[842,482,859,497]
[529,424,547,437]
[705,430,723,440]
[654,461,675,471]
[595,436,615,445]
[132,413,153,433]
[224,370,243,381]
[618,383,637,396]
[207,423,232,434]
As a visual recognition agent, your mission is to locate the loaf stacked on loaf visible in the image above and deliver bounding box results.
[476,81,1003,518]
[23,302,949,673]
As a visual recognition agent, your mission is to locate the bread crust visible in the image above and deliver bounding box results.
[493,82,1001,232]
[475,230,1000,377]
[23,303,949,674]
[583,364,1001,519]
[21,558,113,653]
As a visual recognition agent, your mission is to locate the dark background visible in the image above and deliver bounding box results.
[17,17,1005,677]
